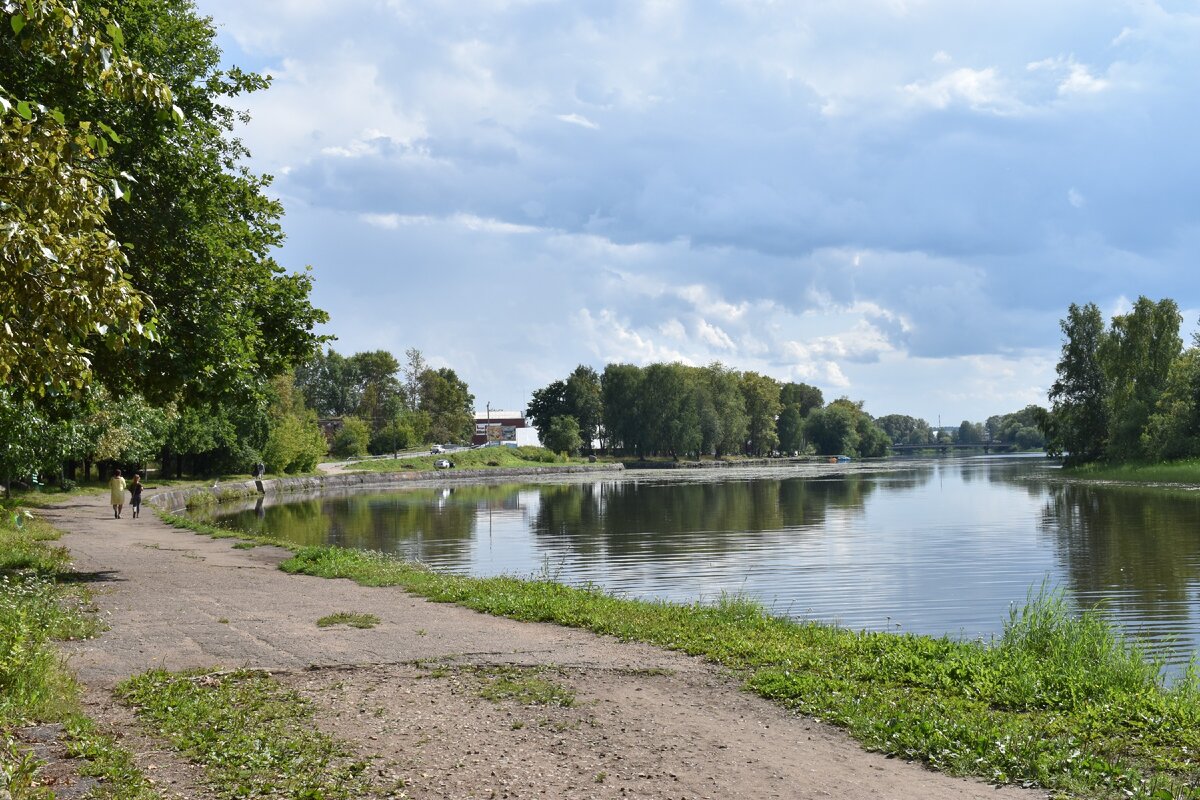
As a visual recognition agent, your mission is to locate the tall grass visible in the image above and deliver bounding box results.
[1066,459,1200,485]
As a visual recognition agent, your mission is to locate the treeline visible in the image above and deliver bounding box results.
[0,0,329,488]
[528,363,1047,459]
[1047,297,1200,465]
[294,348,474,457]
[526,363,891,458]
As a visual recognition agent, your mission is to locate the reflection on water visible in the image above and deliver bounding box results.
[211,456,1200,670]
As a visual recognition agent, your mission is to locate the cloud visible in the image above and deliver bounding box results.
[191,0,1200,423]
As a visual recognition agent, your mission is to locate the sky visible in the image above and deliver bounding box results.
[192,0,1200,424]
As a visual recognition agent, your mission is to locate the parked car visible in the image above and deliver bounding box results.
[434,458,454,469]
[431,445,445,454]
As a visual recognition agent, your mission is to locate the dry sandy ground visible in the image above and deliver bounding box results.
[34,492,1048,799]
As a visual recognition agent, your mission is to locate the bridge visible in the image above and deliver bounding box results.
[888,442,1019,455]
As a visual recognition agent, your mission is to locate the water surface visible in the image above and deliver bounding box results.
[212,456,1200,669]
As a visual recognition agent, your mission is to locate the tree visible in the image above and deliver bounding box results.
[876,414,933,446]
[1097,296,1182,461]
[526,379,568,442]
[564,365,602,451]
[740,371,780,456]
[1048,302,1109,464]
[601,364,643,455]
[347,350,403,427]
[402,348,427,412]
[543,415,582,455]
[295,349,357,417]
[419,367,474,444]
[1142,348,1200,461]
[701,363,748,457]
[1,0,176,393]
[957,420,985,445]
[777,381,823,454]
[261,373,325,473]
[805,403,859,456]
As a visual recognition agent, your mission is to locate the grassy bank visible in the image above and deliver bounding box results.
[267,545,1200,799]
[1064,459,1200,485]
[343,446,586,473]
[0,502,156,799]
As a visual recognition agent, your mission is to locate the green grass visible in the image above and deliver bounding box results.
[0,501,158,799]
[273,545,1200,799]
[316,612,380,629]
[1064,459,1200,485]
[116,669,373,799]
[344,446,583,473]
[473,665,576,707]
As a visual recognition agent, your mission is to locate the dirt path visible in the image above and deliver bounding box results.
[42,493,1046,800]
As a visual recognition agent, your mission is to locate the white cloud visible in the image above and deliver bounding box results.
[903,67,1021,114]
[556,113,599,129]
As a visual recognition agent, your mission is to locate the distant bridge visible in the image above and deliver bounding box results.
[888,442,1019,455]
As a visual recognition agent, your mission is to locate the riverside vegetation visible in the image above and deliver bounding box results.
[151,507,1200,800]
[0,502,155,799]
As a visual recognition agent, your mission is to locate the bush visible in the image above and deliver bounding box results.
[369,419,413,455]
[330,416,369,458]
[263,412,326,474]
[543,416,582,456]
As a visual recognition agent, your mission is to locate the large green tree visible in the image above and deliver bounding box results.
[4,0,328,404]
[1097,296,1182,461]
[1,0,175,393]
[419,367,474,444]
[1048,302,1109,464]
[740,371,780,456]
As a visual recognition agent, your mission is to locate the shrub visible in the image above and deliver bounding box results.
[330,416,370,458]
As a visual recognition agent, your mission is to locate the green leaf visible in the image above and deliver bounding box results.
[49,108,65,125]
[15,101,32,120]
[10,13,25,36]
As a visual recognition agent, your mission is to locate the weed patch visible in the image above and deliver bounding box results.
[317,612,380,629]
[116,668,374,799]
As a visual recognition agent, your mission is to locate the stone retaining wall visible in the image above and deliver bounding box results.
[148,463,625,512]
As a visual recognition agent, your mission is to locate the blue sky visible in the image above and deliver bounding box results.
[193,0,1200,424]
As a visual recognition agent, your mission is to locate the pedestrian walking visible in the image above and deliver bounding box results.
[109,469,126,519]
[128,472,144,519]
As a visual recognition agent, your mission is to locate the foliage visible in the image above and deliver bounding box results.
[600,363,643,455]
[419,366,474,444]
[261,373,325,474]
[740,371,780,456]
[543,415,582,455]
[1048,298,1195,467]
[957,419,985,445]
[1098,297,1182,462]
[0,0,176,395]
[329,415,369,458]
[1048,302,1111,464]
[368,415,415,455]
[876,414,934,446]
[528,365,602,451]
[804,403,859,456]
[986,406,1048,451]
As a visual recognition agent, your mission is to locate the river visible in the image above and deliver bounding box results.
[210,455,1200,671]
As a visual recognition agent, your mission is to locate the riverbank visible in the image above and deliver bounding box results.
[1062,458,1200,487]
[5,491,1053,800]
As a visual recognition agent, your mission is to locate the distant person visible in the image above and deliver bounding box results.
[128,473,144,519]
[109,469,126,519]
[252,461,265,479]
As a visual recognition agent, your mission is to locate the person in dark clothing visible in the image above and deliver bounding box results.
[128,473,144,519]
